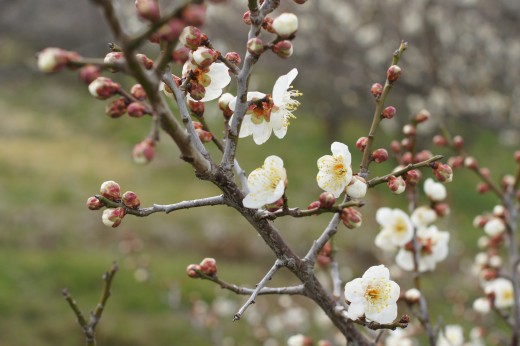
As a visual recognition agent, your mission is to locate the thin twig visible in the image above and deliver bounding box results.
[257,200,364,220]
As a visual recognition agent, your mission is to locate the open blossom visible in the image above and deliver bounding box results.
[317,142,353,198]
[424,178,447,201]
[344,265,400,324]
[485,278,514,309]
[229,69,300,144]
[243,156,287,209]
[438,325,464,346]
[396,225,450,272]
[374,208,414,251]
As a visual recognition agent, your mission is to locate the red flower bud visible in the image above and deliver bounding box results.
[341,208,362,229]
[104,52,124,72]
[127,102,148,117]
[171,47,190,65]
[480,167,491,178]
[135,0,160,22]
[404,169,421,186]
[102,207,126,228]
[181,4,206,27]
[272,40,293,59]
[387,65,402,83]
[434,203,450,217]
[199,257,217,276]
[402,152,412,165]
[448,156,464,169]
[196,128,213,143]
[88,77,120,100]
[130,84,147,100]
[387,175,406,194]
[86,196,104,210]
[370,83,383,98]
[464,156,478,169]
[401,138,413,151]
[403,124,416,137]
[158,18,184,42]
[188,100,205,117]
[186,264,201,278]
[262,17,276,34]
[414,150,432,163]
[372,148,388,163]
[225,52,241,65]
[433,135,447,147]
[243,11,252,25]
[307,201,321,210]
[265,197,284,212]
[453,135,464,150]
[105,97,127,118]
[79,65,101,85]
[188,81,206,101]
[100,180,121,200]
[132,139,155,164]
[477,182,489,194]
[356,137,368,152]
[414,109,430,123]
[190,46,219,69]
[390,140,401,154]
[434,163,453,183]
[122,191,141,209]
[515,151,520,164]
[37,47,80,73]
[136,53,154,70]
[382,106,396,119]
[319,192,336,209]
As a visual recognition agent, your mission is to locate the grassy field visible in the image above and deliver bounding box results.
[0,62,516,345]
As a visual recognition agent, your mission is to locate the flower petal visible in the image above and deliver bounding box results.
[238,115,253,137]
[362,265,389,281]
[365,302,397,324]
[251,121,272,145]
[272,68,298,106]
[346,302,366,321]
[331,142,351,167]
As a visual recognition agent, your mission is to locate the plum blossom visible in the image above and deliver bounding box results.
[411,206,437,227]
[374,208,414,251]
[483,217,506,236]
[346,175,367,199]
[485,278,514,309]
[395,225,450,272]
[424,178,447,201]
[438,325,464,346]
[317,142,353,198]
[243,156,286,209]
[344,265,400,324]
[229,69,300,144]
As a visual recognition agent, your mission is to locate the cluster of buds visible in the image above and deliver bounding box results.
[186,257,218,278]
[36,47,80,74]
[104,84,149,119]
[148,4,206,43]
[340,207,362,229]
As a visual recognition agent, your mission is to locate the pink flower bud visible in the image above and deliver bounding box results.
[190,46,219,69]
[414,109,430,123]
[272,40,293,59]
[181,4,206,27]
[502,174,515,189]
[434,163,453,183]
[480,167,491,178]
[414,150,432,163]
[477,182,489,194]
[171,47,190,65]
[307,201,321,210]
[188,81,206,101]
[243,11,252,25]
[196,128,213,143]
[387,65,402,83]
[372,148,388,163]
[404,169,421,186]
[265,197,284,212]
[37,47,74,73]
[188,100,205,117]
[104,52,124,72]
[218,93,235,119]
[341,208,362,229]
[355,137,368,152]
[390,140,401,154]
[448,156,464,169]
[370,83,383,98]
[515,151,520,164]
[158,18,184,42]
[272,13,298,37]
[262,17,276,34]
[88,77,120,100]
[79,65,101,84]
[387,175,406,194]
[100,180,121,200]
[136,53,154,70]
[382,106,396,119]
[401,152,412,165]
[473,215,488,228]
[225,52,241,65]
[317,241,332,267]
[135,0,160,22]
[122,191,141,209]
[434,203,450,217]
[192,121,203,130]
[186,264,201,278]
[86,196,104,210]
[130,84,146,100]
[433,135,447,147]
[319,192,336,208]
[401,138,413,151]
[453,135,464,150]
[132,139,155,164]
[464,156,478,169]
[403,124,416,136]
[247,38,265,56]
[102,207,126,228]
[105,97,127,118]
[199,258,217,276]
[127,102,147,117]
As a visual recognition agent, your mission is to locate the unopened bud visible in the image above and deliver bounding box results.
[135,0,160,22]
[404,288,421,303]
[191,47,219,70]
[130,84,146,100]
[218,93,235,119]
[272,13,298,37]
[272,40,293,59]
[243,11,252,25]
[196,128,213,143]
[434,203,450,217]
[79,65,101,84]
[225,52,241,65]
[319,192,336,208]
[477,182,489,194]
[401,152,412,165]
[132,139,155,164]
[88,77,120,100]
[100,180,121,200]
[86,196,103,210]
[502,174,515,189]
[434,163,453,183]
[186,264,201,278]
[433,135,447,147]
[390,140,401,154]
[127,102,148,117]
[247,38,265,56]
[181,4,206,27]
[136,53,154,70]
[480,167,491,178]
[37,47,77,73]
[122,191,141,209]
[188,81,206,101]
[387,175,406,194]
[382,106,396,119]
[158,18,184,42]
[262,17,276,34]
[370,83,383,98]
[401,138,413,151]
[188,100,205,117]
[448,156,464,169]
[453,135,464,150]
[341,208,362,229]
[464,156,478,169]
[346,176,367,199]
[403,124,416,137]
[200,258,217,276]
[171,47,190,65]
[371,148,388,163]
[414,109,430,123]
[104,52,124,72]
[307,201,321,210]
[355,137,368,152]
[473,215,488,228]
[414,150,432,163]
[106,97,127,118]
[265,197,284,212]
[514,151,520,164]
[387,65,402,83]
[102,207,126,228]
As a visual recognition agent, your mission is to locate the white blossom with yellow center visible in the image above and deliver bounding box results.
[316,142,353,198]
[485,278,514,309]
[242,156,287,209]
[374,208,414,251]
[344,265,400,324]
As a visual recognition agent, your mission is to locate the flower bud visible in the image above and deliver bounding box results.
[37,47,75,73]
[390,140,400,154]
[104,52,124,72]
[502,174,515,189]
[218,93,235,119]
[307,201,321,210]
[319,192,336,208]
[484,218,506,237]
[225,52,241,65]
[370,83,383,97]
[199,257,217,276]
[243,11,252,25]
[196,128,213,143]
[265,197,284,212]
[433,134,447,147]
[247,38,265,56]
[181,4,206,27]
[188,100,205,117]
[86,196,104,210]
[136,53,154,70]
[401,152,412,165]
[477,182,489,194]
[287,334,313,346]
[132,138,155,164]
[341,208,362,229]
[404,169,421,186]
[414,150,432,163]
[102,207,126,228]
[473,215,488,228]
[262,17,276,34]
[387,65,402,83]
[158,18,184,42]
[414,109,430,124]
[464,156,478,169]
[381,106,396,119]
[371,148,388,163]
[403,124,416,137]
[448,156,464,169]
[171,47,190,65]
[188,81,206,101]
[127,102,147,117]
[130,84,146,100]
[355,137,368,152]
[387,175,406,194]
[480,167,491,178]
[191,46,219,69]
[186,264,201,278]
[404,288,421,303]
[401,138,413,152]
[434,163,453,183]
[135,0,160,22]
[122,191,141,209]
[473,297,491,314]
[88,77,120,100]
[100,180,121,200]
[79,65,101,84]
[514,151,520,164]
[434,203,450,217]
[105,97,127,118]
[316,241,332,267]
[346,176,367,199]
[272,13,298,37]
[272,40,293,59]
[453,135,464,150]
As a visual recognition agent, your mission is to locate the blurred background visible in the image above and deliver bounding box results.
[1,0,519,344]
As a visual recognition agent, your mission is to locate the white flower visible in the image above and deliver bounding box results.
[344,265,400,324]
[243,156,286,209]
[395,225,450,272]
[438,325,464,346]
[272,13,298,37]
[317,142,353,198]
[287,334,310,346]
[485,278,514,309]
[374,208,414,251]
[346,175,367,199]
[483,217,506,236]
[411,206,437,227]
[424,178,447,201]
[385,329,414,346]
[472,297,491,314]
[229,69,300,144]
